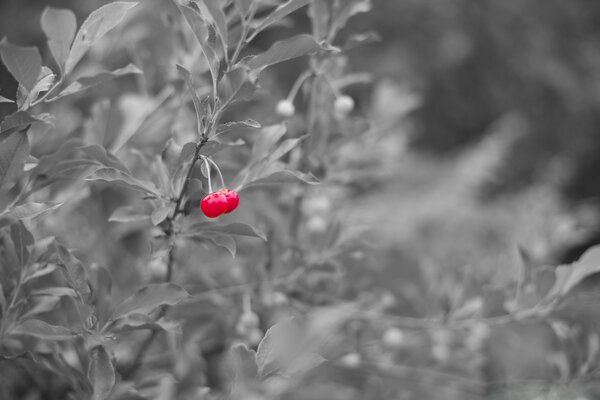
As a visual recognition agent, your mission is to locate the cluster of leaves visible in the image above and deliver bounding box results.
[0,0,379,399]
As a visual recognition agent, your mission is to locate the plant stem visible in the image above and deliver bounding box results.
[122,136,209,378]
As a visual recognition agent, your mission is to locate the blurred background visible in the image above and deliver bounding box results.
[3,0,600,399]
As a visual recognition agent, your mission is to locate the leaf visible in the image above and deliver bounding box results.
[201,0,228,56]
[11,221,33,267]
[1,202,62,220]
[204,232,236,257]
[10,319,77,340]
[547,245,600,298]
[230,343,258,382]
[107,314,181,334]
[0,127,29,194]
[244,34,324,77]
[0,95,14,103]
[0,39,42,91]
[252,0,311,37]
[65,2,138,75]
[267,135,307,164]
[88,345,116,400]
[53,64,142,100]
[308,0,331,41]
[183,222,267,241]
[283,352,326,377]
[108,205,151,223]
[21,296,61,319]
[332,0,371,32]
[176,1,220,87]
[151,204,172,226]
[56,243,91,299]
[233,0,253,17]
[256,317,298,377]
[77,144,129,172]
[41,6,77,74]
[241,170,319,191]
[177,64,207,135]
[109,283,189,321]
[85,167,160,197]
[343,31,380,51]
[30,287,76,298]
[217,67,256,105]
[0,111,50,133]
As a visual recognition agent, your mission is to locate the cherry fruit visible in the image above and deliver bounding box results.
[200,192,229,218]
[276,99,295,117]
[219,188,240,213]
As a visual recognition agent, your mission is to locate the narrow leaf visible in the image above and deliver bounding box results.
[110,283,189,321]
[252,0,311,37]
[65,2,138,75]
[0,39,42,91]
[241,170,319,191]
[217,67,255,105]
[244,34,324,77]
[85,167,160,197]
[2,202,62,220]
[184,222,267,241]
[11,319,77,340]
[0,111,49,133]
[11,221,33,267]
[0,127,29,194]
[176,64,206,135]
[53,64,142,100]
[176,1,220,86]
[88,345,116,400]
[41,6,77,74]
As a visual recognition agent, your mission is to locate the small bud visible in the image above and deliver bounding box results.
[334,95,355,115]
[382,327,405,348]
[276,100,295,117]
[339,352,361,368]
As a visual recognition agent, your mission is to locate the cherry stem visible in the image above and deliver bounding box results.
[287,70,313,103]
[206,157,226,189]
[201,156,213,193]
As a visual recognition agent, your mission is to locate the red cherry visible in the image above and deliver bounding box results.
[219,188,239,213]
[200,192,229,218]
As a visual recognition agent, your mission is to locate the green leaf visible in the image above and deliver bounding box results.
[11,221,33,267]
[41,7,77,74]
[256,317,298,378]
[308,0,331,41]
[176,1,220,87]
[109,283,189,321]
[217,67,256,105]
[52,64,142,100]
[241,170,319,191]
[88,345,116,400]
[244,34,324,77]
[177,64,208,135]
[21,68,56,109]
[233,0,253,17]
[0,127,29,194]
[65,2,138,75]
[201,0,228,56]
[107,314,181,334]
[230,343,258,382]
[252,0,311,38]
[10,319,77,340]
[56,243,91,299]
[108,205,151,223]
[547,245,600,298]
[183,221,267,241]
[332,0,371,32]
[151,204,172,226]
[2,202,62,220]
[0,39,42,91]
[0,95,14,103]
[77,144,129,172]
[0,111,51,133]
[85,167,161,197]
[204,232,236,257]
